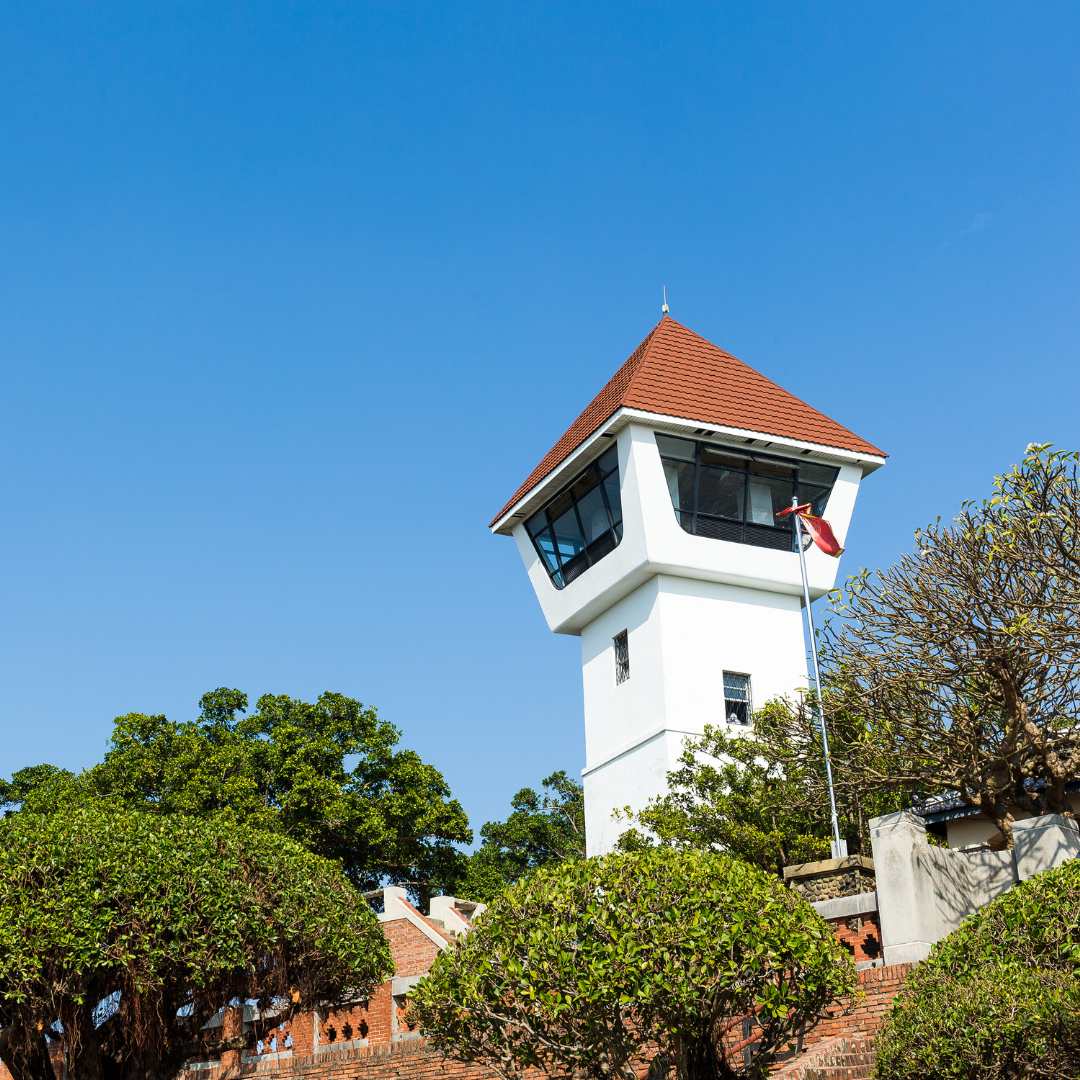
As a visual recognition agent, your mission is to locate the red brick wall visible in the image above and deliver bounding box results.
[383,917,443,978]
[825,913,883,966]
[772,1036,877,1080]
[802,962,914,1048]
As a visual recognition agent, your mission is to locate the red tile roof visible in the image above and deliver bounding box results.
[491,316,885,527]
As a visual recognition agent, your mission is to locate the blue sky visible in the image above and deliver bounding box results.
[1,3,1077,836]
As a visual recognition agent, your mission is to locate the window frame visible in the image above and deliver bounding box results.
[723,671,753,726]
[613,630,630,685]
[525,446,623,589]
[656,435,839,553]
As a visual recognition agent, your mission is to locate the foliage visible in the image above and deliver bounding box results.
[456,771,585,901]
[1,688,472,902]
[409,848,856,1080]
[0,806,393,1080]
[821,444,1080,846]
[619,699,922,875]
[875,857,1080,1079]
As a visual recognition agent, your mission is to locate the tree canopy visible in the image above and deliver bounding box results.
[623,446,1080,862]
[618,700,919,874]
[457,770,585,901]
[0,806,393,1080]
[819,444,1080,847]
[1,688,472,900]
[409,849,855,1080]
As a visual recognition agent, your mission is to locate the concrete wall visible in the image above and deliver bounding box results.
[580,571,807,854]
[869,810,1079,964]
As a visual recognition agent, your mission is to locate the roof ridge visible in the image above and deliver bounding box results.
[637,317,867,445]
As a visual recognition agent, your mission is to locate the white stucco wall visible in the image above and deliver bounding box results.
[498,412,877,857]
[580,573,808,855]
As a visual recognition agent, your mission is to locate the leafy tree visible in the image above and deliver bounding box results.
[875,856,1080,1079]
[619,700,921,876]
[456,771,585,901]
[820,445,1080,847]
[0,807,393,1080]
[2,689,472,901]
[409,849,856,1080]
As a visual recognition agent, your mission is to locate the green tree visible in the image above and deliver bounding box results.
[454,771,585,902]
[619,699,921,876]
[820,445,1080,847]
[0,807,393,1080]
[875,856,1080,1079]
[409,849,856,1080]
[2,689,472,901]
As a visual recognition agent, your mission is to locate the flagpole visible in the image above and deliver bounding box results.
[792,496,845,859]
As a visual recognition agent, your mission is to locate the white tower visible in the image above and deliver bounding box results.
[490,316,885,855]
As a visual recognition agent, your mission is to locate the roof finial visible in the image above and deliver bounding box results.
[662,286,669,316]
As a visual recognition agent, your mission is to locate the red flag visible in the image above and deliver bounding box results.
[776,504,845,557]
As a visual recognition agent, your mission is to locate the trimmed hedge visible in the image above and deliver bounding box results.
[410,849,856,1080]
[875,857,1080,1079]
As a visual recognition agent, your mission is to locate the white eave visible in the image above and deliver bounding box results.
[491,407,886,536]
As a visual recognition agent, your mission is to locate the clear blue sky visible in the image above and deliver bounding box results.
[1,3,1077,836]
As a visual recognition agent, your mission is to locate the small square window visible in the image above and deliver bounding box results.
[723,672,752,725]
[614,630,630,685]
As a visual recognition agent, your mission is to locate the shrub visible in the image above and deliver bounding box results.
[875,857,1080,1079]
[0,807,393,1080]
[409,848,855,1080]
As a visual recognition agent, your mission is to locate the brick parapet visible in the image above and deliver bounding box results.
[771,1036,877,1080]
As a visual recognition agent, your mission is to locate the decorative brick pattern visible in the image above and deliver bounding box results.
[825,912,883,966]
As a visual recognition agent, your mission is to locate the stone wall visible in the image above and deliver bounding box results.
[783,856,876,903]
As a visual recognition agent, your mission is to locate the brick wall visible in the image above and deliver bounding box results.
[772,1036,877,1080]
[802,963,914,1048]
[825,912,884,966]
[383,916,443,977]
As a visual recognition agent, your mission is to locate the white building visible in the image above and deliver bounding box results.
[490,315,886,855]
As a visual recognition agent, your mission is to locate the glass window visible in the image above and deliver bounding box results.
[799,483,831,518]
[655,434,839,552]
[799,462,839,487]
[576,486,611,545]
[723,672,752,725]
[603,472,622,524]
[525,450,624,589]
[532,527,560,574]
[551,505,586,563]
[663,459,695,520]
[656,434,696,461]
[614,630,629,685]
[698,466,744,521]
[749,476,795,527]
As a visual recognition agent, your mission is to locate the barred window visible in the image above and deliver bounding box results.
[656,434,839,552]
[526,446,623,589]
[614,630,630,685]
[723,672,752,725]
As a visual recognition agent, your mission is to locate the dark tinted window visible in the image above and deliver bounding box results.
[526,447,623,589]
[657,435,840,552]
